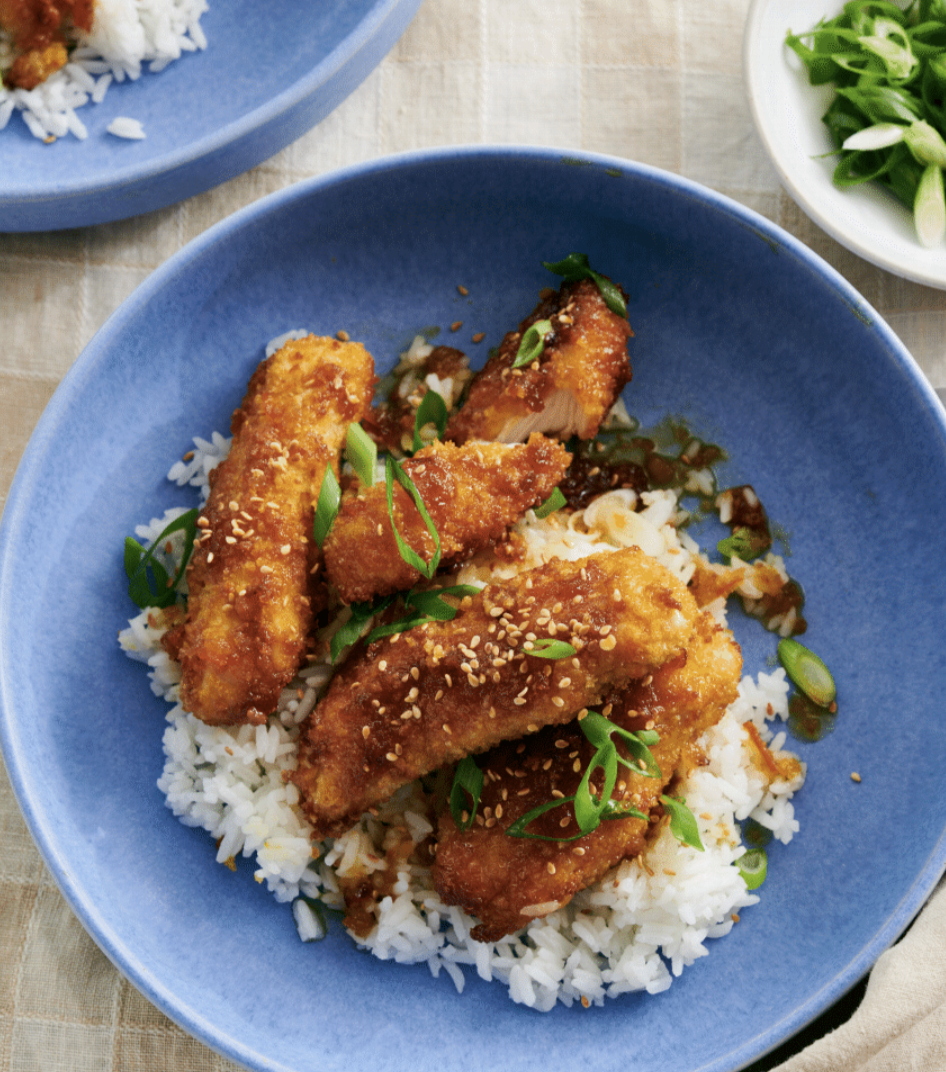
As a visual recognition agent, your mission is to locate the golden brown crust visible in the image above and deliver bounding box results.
[291,546,700,838]
[323,434,572,604]
[444,278,633,445]
[0,0,95,88]
[431,613,742,941]
[171,335,375,726]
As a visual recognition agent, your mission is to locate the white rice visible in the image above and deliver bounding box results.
[0,0,208,141]
[119,394,807,1011]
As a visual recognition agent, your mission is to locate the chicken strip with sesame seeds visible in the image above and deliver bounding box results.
[323,434,571,605]
[166,335,375,726]
[291,546,701,839]
[444,278,633,446]
[431,612,742,941]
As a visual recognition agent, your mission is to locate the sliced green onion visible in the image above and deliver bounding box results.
[660,795,704,852]
[542,253,628,318]
[328,596,394,663]
[403,584,479,620]
[858,17,917,80]
[312,467,341,548]
[736,847,768,891]
[412,390,449,453]
[512,318,553,368]
[777,637,837,708]
[449,756,484,830]
[914,163,946,247]
[522,638,577,659]
[363,584,480,644]
[384,455,442,579]
[717,526,767,563]
[533,487,566,519]
[346,423,377,487]
[124,508,199,609]
[904,120,946,168]
[842,121,906,151]
[506,712,678,845]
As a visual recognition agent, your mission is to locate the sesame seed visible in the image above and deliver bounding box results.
[472,332,486,343]
[600,634,617,651]
[336,329,350,341]
[551,696,565,708]
[851,772,862,783]
[457,284,468,295]
[546,863,556,875]
[362,726,371,739]
[386,752,398,762]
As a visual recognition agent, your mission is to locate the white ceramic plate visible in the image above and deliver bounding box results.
[744,0,946,289]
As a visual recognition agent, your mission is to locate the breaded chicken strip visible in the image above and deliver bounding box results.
[431,613,741,941]
[323,434,571,604]
[445,278,632,445]
[0,0,94,89]
[291,546,700,838]
[168,335,375,726]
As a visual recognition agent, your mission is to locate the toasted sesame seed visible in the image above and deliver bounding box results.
[386,752,398,762]
[472,332,486,343]
[336,329,350,341]
[362,726,371,739]
[600,634,618,651]
[551,696,565,708]
[546,863,556,875]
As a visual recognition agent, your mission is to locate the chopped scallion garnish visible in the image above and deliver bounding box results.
[505,711,689,844]
[785,3,946,246]
[384,455,442,579]
[449,756,484,831]
[522,638,577,659]
[124,509,199,609]
[512,318,553,368]
[717,526,767,563]
[533,487,566,519]
[312,467,341,548]
[346,423,377,487]
[736,847,768,891]
[412,390,449,453]
[777,637,837,708]
[542,252,628,318]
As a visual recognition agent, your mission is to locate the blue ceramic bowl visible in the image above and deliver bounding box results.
[0,0,422,232]
[2,147,945,1072]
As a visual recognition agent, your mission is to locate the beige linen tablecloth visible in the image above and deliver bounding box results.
[1,2,945,1070]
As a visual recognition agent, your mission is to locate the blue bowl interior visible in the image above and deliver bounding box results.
[0,0,421,230]
[2,148,946,1072]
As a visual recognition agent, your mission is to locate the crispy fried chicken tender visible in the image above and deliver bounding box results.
[323,434,571,605]
[444,278,632,445]
[431,613,742,941]
[168,335,375,726]
[291,546,700,838]
[0,0,94,88]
